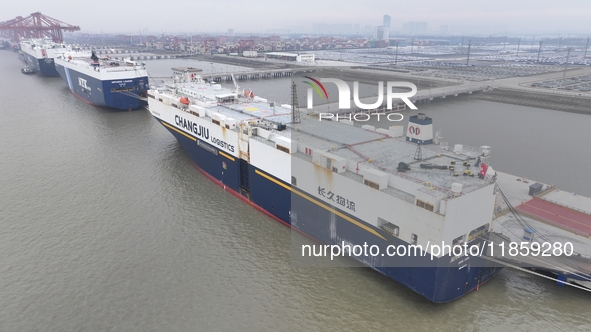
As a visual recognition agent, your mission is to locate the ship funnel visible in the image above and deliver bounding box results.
[406,113,433,145]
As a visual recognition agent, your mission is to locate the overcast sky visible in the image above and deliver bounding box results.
[4,0,591,35]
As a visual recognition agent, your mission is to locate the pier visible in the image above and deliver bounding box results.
[83,48,193,61]
[200,68,298,82]
[411,84,491,104]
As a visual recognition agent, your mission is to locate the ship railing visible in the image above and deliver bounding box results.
[61,59,145,73]
[455,144,480,157]
[101,65,146,73]
[537,196,591,216]
[376,164,456,197]
[383,162,492,197]
[383,187,416,204]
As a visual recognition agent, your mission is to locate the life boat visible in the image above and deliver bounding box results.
[179,97,190,105]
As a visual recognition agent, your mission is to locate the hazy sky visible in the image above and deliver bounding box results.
[4,0,591,35]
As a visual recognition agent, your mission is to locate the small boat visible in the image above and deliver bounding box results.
[21,66,36,75]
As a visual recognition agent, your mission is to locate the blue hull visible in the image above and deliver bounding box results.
[158,118,501,303]
[55,63,148,110]
[22,52,59,76]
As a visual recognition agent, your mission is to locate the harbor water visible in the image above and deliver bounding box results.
[1,51,590,331]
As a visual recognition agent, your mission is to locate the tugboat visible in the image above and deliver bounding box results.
[21,66,36,75]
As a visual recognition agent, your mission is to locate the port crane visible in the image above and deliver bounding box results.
[0,12,80,43]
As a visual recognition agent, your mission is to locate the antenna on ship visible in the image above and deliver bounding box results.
[291,81,301,124]
[414,142,423,160]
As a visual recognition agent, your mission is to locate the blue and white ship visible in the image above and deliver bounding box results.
[54,51,149,110]
[19,38,68,76]
[147,73,502,303]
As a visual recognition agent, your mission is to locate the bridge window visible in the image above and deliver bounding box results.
[364,179,379,190]
[277,145,290,154]
[416,199,434,212]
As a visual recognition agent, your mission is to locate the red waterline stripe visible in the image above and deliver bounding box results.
[190,162,325,245]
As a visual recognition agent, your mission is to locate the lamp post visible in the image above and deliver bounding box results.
[466,40,472,66]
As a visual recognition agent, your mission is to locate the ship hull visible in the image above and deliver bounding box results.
[55,62,148,110]
[21,51,59,76]
[156,117,502,303]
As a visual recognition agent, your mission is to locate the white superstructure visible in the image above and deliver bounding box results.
[147,78,497,259]
[55,52,148,81]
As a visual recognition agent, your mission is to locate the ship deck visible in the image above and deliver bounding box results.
[287,116,491,196]
[158,81,493,197]
[211,101,292,123]
[57,52,146,74]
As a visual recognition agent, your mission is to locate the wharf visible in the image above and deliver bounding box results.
[201,68,307,82]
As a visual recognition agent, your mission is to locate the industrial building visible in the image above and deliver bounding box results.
[265,52,315,62]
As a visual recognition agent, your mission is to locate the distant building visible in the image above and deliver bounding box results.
[383,15,391,29]
[266,52,315,62]
[243,50,258,57]
[374,26,389,41]
[228,29,234,37]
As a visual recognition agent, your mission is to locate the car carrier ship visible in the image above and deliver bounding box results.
[146,71,507,303]
[54,50,148,110]
[19,38,68,76]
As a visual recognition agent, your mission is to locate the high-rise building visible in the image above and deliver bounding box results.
[383,15,391,29]
[374,26,389,41]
